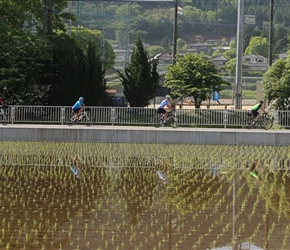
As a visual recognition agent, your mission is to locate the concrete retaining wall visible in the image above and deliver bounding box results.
[0,124,290,146]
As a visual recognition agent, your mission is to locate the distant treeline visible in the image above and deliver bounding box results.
[72,0,290,49]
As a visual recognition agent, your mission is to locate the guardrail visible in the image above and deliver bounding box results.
[0,105,286,128]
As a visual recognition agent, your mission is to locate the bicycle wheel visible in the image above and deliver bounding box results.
[66,113,75,125]
[260,116,273,130]
[0,114,8,125]
[84,115,94,126]
[151,114,163,127]
[79,113,93,126]
[0,110,9,125]
[165,115,178,128]
[243,116,253,129]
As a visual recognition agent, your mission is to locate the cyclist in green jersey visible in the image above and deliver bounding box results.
[251,100,267,125]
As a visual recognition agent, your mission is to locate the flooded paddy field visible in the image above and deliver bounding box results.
[1,141,290,250]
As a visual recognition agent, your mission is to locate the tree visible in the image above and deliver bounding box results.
[223,40,236,60]
[117,37,160,107]
[72,27,115,70]
[245,36,268,57]
[85,42,107,106]
[0,26,51,104]
[48,34,108,106]
[164,53,228,108]
[263,57,290,110]
[273,24,289,54]
[177,38,187,53]
[147,46,166,59]
[47,34,86,105]
[160,36,170,50]
[0,0,77,104]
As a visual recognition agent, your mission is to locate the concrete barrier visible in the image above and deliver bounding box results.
[0,124,289,146]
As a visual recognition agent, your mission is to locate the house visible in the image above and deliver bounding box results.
[187,43,210,53]
[211,56,228,71]
[243,54,268,63]
[113,48,133,69]
[278,53,288,60]
[154,51,173,65]
[242,54,269,72]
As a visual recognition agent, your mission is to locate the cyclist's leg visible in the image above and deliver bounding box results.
[73,108,80,121]
[163,111,169,121]
[0,110,3,122]
[165,111,173,124]
[170,113,178,128]
[251,110,259,125]
[157,108,166,119]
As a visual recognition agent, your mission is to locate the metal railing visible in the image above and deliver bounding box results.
[0,105,286,128]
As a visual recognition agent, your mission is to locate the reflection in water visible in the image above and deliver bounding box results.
[157,171,166,181]
[1,164,290,250]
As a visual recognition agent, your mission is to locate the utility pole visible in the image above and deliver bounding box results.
[264,2,273,248]
[67,1,72,36]
[234,0,244,109]
[42,0,53,38]
[173,0,178,65]
[268,0,274,67]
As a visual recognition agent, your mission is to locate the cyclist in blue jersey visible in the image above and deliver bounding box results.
[157,95,172,123]
[251,100,267,126]
[72,97,85,122]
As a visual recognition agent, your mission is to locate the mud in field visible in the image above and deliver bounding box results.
[1,164,290,250]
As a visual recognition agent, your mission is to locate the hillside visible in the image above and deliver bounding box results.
[70,0,290,53]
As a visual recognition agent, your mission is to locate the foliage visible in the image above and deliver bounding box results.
[71,0,290,52]
[164,53,228,108]
[72,27,115,70]
[245,36,268,57]
[48,34,87,105]
[0,27,51,104]
[160,36,171,50]
[177,38,187,53]
[85,42,107,106]
[2,141,290,249]
[0,1,111,105]
[117,37,160,107]
[263,57,290,110]
[48,34,107,106]
[147,46,166,58]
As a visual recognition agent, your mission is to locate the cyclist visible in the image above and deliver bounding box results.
[0,96,8,112]
[0,96,4,106]
[157,95,172,123]
[251,100,267,126]
[72,97,85,122]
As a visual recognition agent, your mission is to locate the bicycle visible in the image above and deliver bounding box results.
[0,105,9,125]
[68,107,93,126]
[152,110,178,128]
[243,112,273,130]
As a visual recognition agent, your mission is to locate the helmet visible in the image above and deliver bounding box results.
[79,97,84,101]
[166,95,171,99]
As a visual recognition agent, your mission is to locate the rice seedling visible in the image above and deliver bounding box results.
[1,142,290,249]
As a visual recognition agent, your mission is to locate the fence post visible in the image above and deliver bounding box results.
[60,107,65,125]
[11,106,15,124]
[273,110,279,129]
[223,106,228,128]
[111,108,116,126]
[173,109,177,128]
